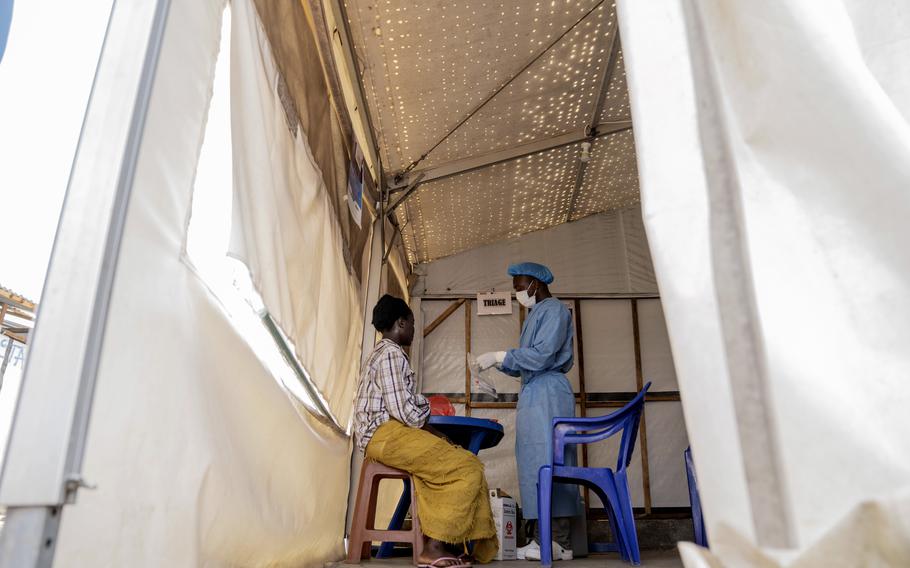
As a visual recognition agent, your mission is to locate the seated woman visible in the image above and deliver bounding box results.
[353,295,499,568]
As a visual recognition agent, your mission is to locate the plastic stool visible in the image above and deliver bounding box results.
[347,460,423,564]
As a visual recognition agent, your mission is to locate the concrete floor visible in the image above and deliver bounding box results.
[334,551,684,568]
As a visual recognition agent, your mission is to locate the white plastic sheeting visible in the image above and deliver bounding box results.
[644,402,690,508]
[579,300,637,393]
[637,299,678,392]
[420,300,468,394]
[414,205,657,297]
[471,408,521,504]
[471,303,522,395]
[229,0,363,424]
[619,0,910,561]
[52,1,351,565]
[563,301,582,393]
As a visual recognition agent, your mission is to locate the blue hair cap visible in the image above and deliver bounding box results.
[507,262,554,284]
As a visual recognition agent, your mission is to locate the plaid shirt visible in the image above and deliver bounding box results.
[353,339,430,453]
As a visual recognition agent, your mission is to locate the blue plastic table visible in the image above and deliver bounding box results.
[426,415,504,454]
[377,416,504,558]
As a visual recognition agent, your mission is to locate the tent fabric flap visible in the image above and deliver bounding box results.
[229,0,364,425]
[618,0,910,562]
[251,0,374,285]
[52,1,352,566]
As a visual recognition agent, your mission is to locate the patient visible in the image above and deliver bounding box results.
[353,295,498,567]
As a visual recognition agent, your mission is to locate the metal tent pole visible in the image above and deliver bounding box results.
[0,0,172,565]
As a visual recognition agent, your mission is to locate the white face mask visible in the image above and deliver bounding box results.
[516,281,538,308]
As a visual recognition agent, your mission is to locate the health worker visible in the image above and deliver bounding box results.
[477,262,580,561]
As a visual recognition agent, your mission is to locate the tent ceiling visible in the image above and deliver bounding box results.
[344,0,640,263]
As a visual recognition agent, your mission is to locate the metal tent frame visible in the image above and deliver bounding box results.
[334,0,640,264]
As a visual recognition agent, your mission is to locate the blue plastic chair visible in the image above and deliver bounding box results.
[538,382,651,566]
[684,447,708,548]
[0,0,13,65]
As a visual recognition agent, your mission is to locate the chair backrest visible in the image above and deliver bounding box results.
[552,382,651,472]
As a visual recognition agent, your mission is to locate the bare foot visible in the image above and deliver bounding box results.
[416,537,470,567]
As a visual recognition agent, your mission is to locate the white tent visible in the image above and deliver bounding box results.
[1,0,909,566]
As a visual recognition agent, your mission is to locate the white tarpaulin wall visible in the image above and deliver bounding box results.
[50,1,352,565]
[229,0,364,425]
[414,204,657,297]
[617,0,910,565]
[415,214,690,514]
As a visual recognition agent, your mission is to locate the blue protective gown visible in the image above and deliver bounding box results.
[501,297,581,520]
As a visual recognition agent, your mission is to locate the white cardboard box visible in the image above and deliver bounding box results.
[489,490,517,560]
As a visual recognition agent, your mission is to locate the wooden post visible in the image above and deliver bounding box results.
[631,299,652,514]
[464,300,472,416]
[412,298,424,392]
[573,299,591,513]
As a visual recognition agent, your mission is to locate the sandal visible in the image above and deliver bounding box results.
[417,556,472,568]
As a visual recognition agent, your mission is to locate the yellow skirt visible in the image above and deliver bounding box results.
[366,420,499,563]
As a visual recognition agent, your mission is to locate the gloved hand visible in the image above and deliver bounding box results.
[477,351,506,370]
